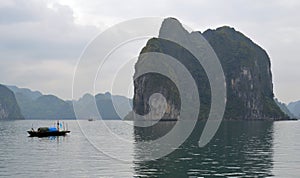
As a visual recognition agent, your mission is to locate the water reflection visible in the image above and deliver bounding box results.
[39,135,69,143]
[134,121,274,177]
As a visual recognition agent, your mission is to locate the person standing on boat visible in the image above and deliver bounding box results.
[57,120,59,131]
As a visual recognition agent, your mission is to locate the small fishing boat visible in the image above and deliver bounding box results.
[27,121,70,137]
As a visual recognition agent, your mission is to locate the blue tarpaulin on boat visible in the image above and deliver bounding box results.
[48,127,58,132]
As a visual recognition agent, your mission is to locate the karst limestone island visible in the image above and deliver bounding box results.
[132,17,290,120]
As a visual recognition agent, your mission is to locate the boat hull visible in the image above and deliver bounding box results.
[27,130,70,137]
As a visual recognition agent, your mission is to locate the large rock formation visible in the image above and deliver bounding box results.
[0,84,23,119]
[133,18,287,120]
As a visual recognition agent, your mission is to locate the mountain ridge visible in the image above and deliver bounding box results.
[7,85,132,120]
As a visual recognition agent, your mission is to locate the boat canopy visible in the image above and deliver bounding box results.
[49,127,58,132]
[37,127,58,132]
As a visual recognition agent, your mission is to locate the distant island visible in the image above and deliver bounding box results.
[287,101,300,118]
[5,85,132,120]
[133,18,291,120]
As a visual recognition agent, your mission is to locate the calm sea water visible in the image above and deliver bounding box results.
[0,120,299,177]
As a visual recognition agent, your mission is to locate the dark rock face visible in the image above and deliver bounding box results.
[0,84,23,120]
[133,18,287,120]
[133,73,181,120]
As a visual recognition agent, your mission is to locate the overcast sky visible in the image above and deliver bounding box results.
[0,0,299,103]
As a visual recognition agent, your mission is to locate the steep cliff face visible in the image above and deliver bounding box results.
[133,18,287,120]
[203,26,286,119]
[0,84,23,120]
